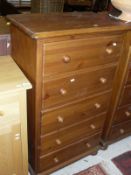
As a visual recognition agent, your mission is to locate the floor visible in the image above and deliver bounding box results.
[49,136,131,175]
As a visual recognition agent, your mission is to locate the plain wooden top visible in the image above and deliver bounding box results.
[0,16,10,36]
[0,56,32,95]
[7,12,131,39]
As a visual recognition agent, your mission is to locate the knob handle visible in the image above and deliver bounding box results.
[63,56,71,63]
[14,133,20,140]
[86,143,91,148]
[70,78,76,83]
[90,124,96,130]
[100,77,107,84]
[94,103,101,109]
[56,139,62,145]
[57,116,64,123]
[120,129,125,134]
[112,42,117,47]
[125,111,131,117]
[60,88,67,95]
[6,22,11,26]
[54,157,59,163]
[106,48,113,54]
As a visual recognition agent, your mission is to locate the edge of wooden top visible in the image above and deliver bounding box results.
[7,12,131,39]
[31,26,131,39]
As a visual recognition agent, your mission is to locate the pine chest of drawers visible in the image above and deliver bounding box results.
[0,56,31,175]
[7,12,131,174]
[102,38,131,144]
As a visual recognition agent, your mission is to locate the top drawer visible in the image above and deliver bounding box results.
[43,34,124,77]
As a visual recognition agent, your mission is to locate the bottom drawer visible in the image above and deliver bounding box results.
[109,120,131,141]
[39,133,101,172]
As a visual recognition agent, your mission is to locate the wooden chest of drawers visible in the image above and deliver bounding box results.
[102,35,131,144]
[7,12,131,174]
[0,17,11,56]
[103,43,131,142]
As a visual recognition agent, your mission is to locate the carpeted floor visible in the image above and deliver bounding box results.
[112,151,131,175]
[74,164,107,175]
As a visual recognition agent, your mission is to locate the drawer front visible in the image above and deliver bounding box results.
[39,133,100,172]
[109,120,131,141]
[120,86,131,106]
[40,114,105,154]
[43,66,116,109]
[43,35,123,77]
[113,105,131,124]
[41,92,111,135]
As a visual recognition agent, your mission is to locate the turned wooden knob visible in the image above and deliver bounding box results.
[60,88,67,95]
[125,111,131,117]
[56,139,62,145]
[70,78,76,83]
[63,56,71,63]
[120,129,125,134]
[106,48,113,54]
[112,42,117,47]
[0,111,4,117]
[86,143,91,148]
[94,103,101,109]
[99,77,107,84]
[15,133,20,140]
[90,124,96,130]
[54,157,59,163]
[57,116,64,123]
[6,22,11,26]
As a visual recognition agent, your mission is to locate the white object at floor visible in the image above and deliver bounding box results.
[111,0,131,22]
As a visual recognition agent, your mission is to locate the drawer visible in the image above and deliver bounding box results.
[67,0,92,6]
[41,92,111,134]
[109,120,131,141]
[43,66,116,109]
[40,113,105,154]
[0,94,20,125]
[113,105,131,124]
[120,86,131,106]
[43,35,123,77]
[39,133,101,172]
